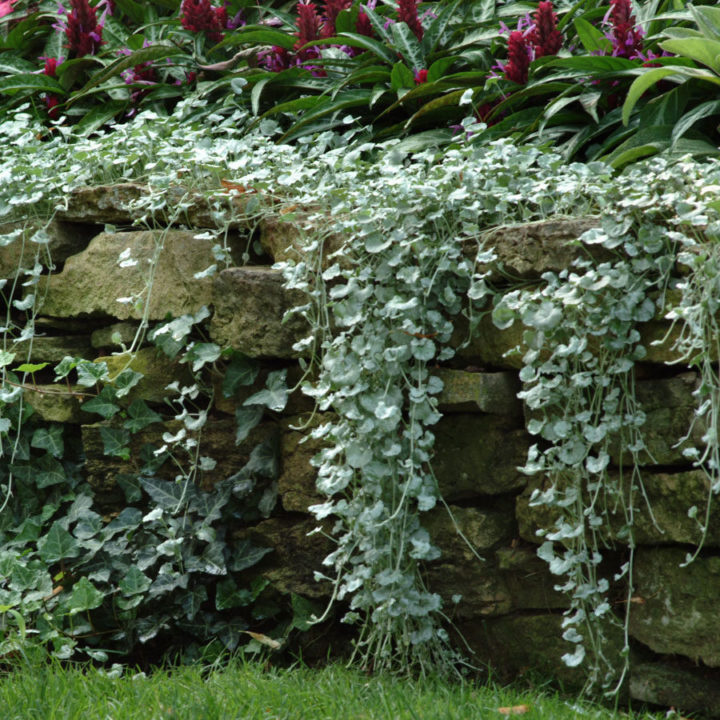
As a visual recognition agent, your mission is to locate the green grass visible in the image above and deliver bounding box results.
[0,657,668,720]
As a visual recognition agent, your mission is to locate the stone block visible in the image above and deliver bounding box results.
[209,267,311,358]
[469,217,605,281]
[630,661,720,718]
[0,220,96,278]
[11,335,94,364]
[24,385,90,423]
[434,368,522,416]
[432,414,529,499]
[36,229,243,321]
[239,517,333,598]
[517,469,720,547]
[91,322,142,349]
[630,547,720,666]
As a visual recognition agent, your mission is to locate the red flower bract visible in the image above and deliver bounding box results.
[397,0,422,41]
[65,0,103,57]
[295,2,321,61]
[530,1,563,58]
[504,30,531,84]
[320,0,351,38]
[181,0,225,44]
[609,0,643,58]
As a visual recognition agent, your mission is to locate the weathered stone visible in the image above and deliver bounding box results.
[57,183,257,230]
[432,414,529,499]
[277,415,325,514]
[209,267,311,358]
[100,348,193,404]
[517,469,720,547]
[24,385,90,423]
[630,661,720,718]
[608,372,701,466]
[11,335,94,364]
[469,217,605,281]
[82,418,279,504]
[240,517,333,598]
[630,547,720,666]
[434,368,522,416]
[58,184,146,224]
[451,312,526,370]
[91,322,142,349]
[259,212,347,270]
[0,220,96,277]
[36,230,242,320]
[458,613,623,689]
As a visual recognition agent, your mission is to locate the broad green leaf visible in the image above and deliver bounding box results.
[422,0,462,55]
[0,56,37,74]
[186,541,227,576]
[0,73,64,95]
[81,386,121,419]
[72,45,180,100]
[123,399,162,433]
[34,453,66,488]
[0,350,15,367]
[187,342,221,372]
[213,27,296,51]
[361,5,394,46]
[67,577,104,615]
[38,521,81,563]
[671,98,720,144]
[621,66,689,125]
[99,426,131,460]
[181,585,208,621]
[661,37,720,74]
[76,360,109,387]
[112,368,143,397]
[690,5,720,42]
[118,566,152,596]
[235,406,264,445]
[229,540,273,572]
[391,61,416,91]
[215,578,252,610]
[14,362,49,373]
[427,56,458,83]
[337,32,397,65]
[391,22,426,72]
[75,100,127,136]
[104,507,143,537]
[141,476,195,511]
[243,369,288,412]
[574,17,612,54]
[31,426,64,458]
[222,353,259,397]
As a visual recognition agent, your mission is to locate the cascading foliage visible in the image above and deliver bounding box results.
[3,98,720,690]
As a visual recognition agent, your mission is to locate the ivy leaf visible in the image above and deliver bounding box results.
[99,426,131,460]
[67,577,104,615]
[186,541,227,576]
[113,368,143,397]
[229,540,273,572]
[76,360,110,387]
[141,477,195,511]
[118,566,152,596]
[31,426,64,458]
[38,521,81,563]
[34,453,66,488]
[181,585,208,621]
[123,399,162,433]
[186,342,221,372]
[215,578,252,610]
[244,369,288,412]
[222,353,259,397]
[234,406,263,445]
[81,386,120,419]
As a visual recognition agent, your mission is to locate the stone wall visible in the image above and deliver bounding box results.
[5,185,720,716]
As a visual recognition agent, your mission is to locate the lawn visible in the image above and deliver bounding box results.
[0,658,669,720]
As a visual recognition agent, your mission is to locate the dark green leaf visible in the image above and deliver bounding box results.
[223,353,259,397]
[123,399,163,433]
[337,32,396,65]
[243,368,288,412]
[0,73,64,95]
[391,22,426,72]
[181,585,208,621]
[104,507,143,537]
[235,406,264,445]
[141,476,195,511]
[31,426,64,458]
[422,0,462,55]
[81,386,120,419]
[214,27,296,50]
[391,61,416,91]
[67,577,104,615]
[215,578,252,610]
[229,540,273,572]
[573,17,612,54]
[99,426,131,460]
[38,521,81,563]
[35,453,66,488]
[118,566,152,596]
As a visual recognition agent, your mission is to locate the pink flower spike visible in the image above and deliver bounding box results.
[0,0,17,18]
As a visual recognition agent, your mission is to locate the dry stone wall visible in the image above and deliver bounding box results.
[7,184,720,716]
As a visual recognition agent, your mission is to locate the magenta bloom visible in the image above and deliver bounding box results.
[64,0,104,57]
[608,0,643,58]
[295,2,322,62]
[530,1,563,58]
[414,68,428,84]
[0,0,16,19]
[397,0,422,41]
[504,31,531,84]
[181,0,225,44]
[356,10,373,37]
